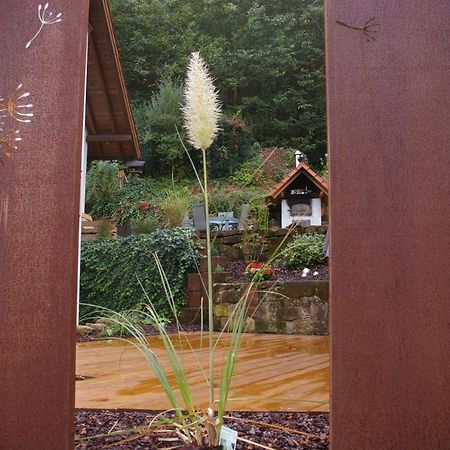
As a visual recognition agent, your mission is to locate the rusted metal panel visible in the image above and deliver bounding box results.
[326,1,450,448]
[0,1,89,449]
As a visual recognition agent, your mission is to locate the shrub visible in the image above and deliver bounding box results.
[281,233,325,269]
[80,228,201,320]
[89,176,161,224]
[85,161,120,211]
[231,155,266,187]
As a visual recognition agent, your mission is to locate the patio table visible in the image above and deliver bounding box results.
[208,216,239,231]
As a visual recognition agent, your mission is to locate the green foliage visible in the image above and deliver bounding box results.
[247,197,269,231]
[207,116,260,178]
[133,76,188,174]
[281,232,325,269]
[207,185,259,217]
[158,188,191,228]
[96,220,115,241]
[101,308,152,337]
[317,153,328,180]
[144,76,184,133]
[80,229,201,320]
[89,176,163,224]
[131,214,159,234]
[86,161,120,211]
[231,156,266,187]
[110,0,326,167]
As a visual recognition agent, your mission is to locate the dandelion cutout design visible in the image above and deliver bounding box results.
[0,129,22,165]
[0,84,34,123]
[0,85,33,165]
[26,3,62,49]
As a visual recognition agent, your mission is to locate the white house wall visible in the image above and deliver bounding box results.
[281,198,322,227]
[79,126,88,215]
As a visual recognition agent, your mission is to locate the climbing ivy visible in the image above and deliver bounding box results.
[79,228,201,320]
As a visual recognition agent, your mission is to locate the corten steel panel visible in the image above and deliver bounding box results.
[326,1,450,449]
[0,1,89,449]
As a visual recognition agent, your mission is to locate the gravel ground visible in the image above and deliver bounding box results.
[75,409,329,449]
[226,261,328,284]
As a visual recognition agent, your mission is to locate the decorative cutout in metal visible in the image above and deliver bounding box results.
[0,84,33,164]
[0,128,22,164]
[0,2,63,165]
[0,84,34,123]
[26,3,62,49]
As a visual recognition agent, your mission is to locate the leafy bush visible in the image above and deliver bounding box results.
[262,147,298,182]
[231,155,266,187]
[86,161,120,211]
[80,228,201,320]
[100,309,170,338]
[281,233,325,269]
[89,176,161,224]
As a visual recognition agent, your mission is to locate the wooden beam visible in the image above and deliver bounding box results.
[86,101,106,159]
[87,134,132,142]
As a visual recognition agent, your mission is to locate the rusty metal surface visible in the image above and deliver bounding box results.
[326,1,450,449]
[0,1,89,449]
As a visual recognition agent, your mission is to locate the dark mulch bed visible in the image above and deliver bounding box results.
[77,323,206,343]
[75,409,329,449]
[227,261,329,284]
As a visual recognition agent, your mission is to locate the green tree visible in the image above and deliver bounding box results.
[133,76,186,173]
[110,0,326,168]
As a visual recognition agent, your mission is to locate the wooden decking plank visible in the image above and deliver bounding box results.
[76,333,329,412]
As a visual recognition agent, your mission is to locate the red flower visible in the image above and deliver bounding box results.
[245,261,274,281]
[138,201,150,212]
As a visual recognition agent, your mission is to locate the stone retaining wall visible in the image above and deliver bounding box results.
[197,226,328,261]
[214,281,329,335]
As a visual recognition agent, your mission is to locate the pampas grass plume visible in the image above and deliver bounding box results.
[183,52,221,151]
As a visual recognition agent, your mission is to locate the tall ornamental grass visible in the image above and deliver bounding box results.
[83,53,309,448]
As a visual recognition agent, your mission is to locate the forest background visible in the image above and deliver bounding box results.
[87,0,326,224]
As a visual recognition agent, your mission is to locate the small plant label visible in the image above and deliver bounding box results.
[219,426,238,450]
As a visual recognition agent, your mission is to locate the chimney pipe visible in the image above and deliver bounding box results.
[295,150,304,167]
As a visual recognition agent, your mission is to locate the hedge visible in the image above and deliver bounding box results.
[79,228,201,320]
[281,233,325,270]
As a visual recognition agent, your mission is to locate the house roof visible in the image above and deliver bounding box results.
[86,0,141,160]
[268,162,329,201]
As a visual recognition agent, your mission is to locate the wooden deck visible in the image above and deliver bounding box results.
[76,333,329,412]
